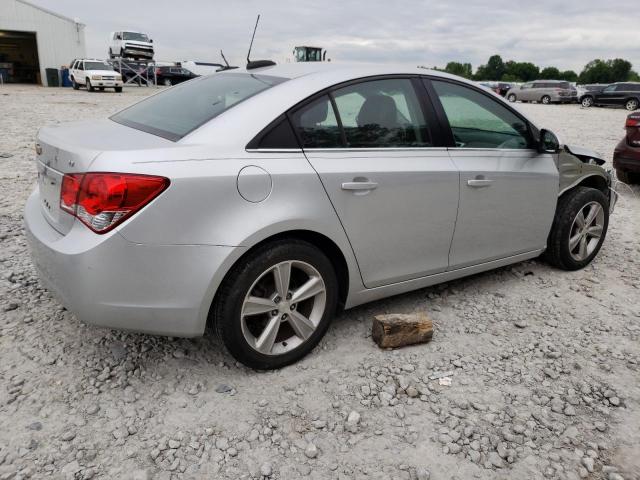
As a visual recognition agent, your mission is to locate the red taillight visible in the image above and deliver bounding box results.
[155,68,161,75]
[60,172,169,233]
[626,115,640,128]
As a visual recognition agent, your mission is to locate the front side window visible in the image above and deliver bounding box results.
[290,95,343,148]
[112,72,287,141]
[603,85,616,92]
[432,80,532,149]
[332,78,431,148]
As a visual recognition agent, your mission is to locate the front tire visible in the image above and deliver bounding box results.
[545,187,609,271]
[114,86,123,93]
[626,98,639,111]
[213,240,338,370]
[71,77,79,90]
[581,96,594,107]
[163,78,172,86]
[507,94,516,102]
[86,78,94,92]
[541,95,551,105]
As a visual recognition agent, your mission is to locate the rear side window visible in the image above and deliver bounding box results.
[332,78,431,148]
[432,80,531,149]
[290,95,343,148]
[111,72,287,141]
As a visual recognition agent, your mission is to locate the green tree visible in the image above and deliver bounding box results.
[444,61,473,79]
[503,61,539,82]
[559,70,578,82]
[539,66,561,79]
[475,55,505,80]
[578,58,634,84]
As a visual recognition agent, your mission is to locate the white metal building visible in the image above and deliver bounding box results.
[0,0,86,85]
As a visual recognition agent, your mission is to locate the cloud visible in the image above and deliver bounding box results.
[29,0,638,72]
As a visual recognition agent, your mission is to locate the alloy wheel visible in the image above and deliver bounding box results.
[568,201,605,262]
[626,99,639,111]
[240,260,326,356]
[581,97,593,107]
[542,96,551,104]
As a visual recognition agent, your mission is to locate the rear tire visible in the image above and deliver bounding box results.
[507,94,516,102]
[163,78,172,86]
[541,95,551,105]
[626,98,639,111]
[545,187,609,271]
[213,240,338,370]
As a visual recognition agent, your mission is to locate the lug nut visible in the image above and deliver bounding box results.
[274,296,281,304]
[286,293,292,300]
[290,304,296,310]
[271,310,278,316]
[281,313,288,320]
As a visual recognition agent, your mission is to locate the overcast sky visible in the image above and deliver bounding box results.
[32,0,638,72]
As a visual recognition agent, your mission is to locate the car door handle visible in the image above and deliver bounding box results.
[341,181,378,191]
[467,178,494,188]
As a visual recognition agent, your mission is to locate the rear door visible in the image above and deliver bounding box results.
[427,78,558,268]
[291,77,460,288]
[596,84,619,105]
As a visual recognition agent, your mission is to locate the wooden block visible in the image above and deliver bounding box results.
[372,313,433,349]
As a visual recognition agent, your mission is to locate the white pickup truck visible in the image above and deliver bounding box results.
[69,59,123,92]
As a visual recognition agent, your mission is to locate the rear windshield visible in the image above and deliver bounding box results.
[111,72,287,141]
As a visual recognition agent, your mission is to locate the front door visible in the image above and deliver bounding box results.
[290,78,459,288]
[428,79,559,268]
[596,84,621,105]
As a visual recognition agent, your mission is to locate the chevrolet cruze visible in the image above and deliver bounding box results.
[25,63,616,369]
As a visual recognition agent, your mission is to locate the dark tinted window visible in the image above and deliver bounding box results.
[332,78,431,148]
[112,72,287,141]
[290,95,343,148]
[248,116,299,149]
[432,80,531,149]
[629,84,640,92]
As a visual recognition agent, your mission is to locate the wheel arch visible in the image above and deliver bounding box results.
[204,228,354,332]
[560,173,609,197]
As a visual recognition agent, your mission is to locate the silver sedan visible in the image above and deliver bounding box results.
[25,63,616,369]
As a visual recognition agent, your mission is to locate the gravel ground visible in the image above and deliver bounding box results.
[0,85,639,480]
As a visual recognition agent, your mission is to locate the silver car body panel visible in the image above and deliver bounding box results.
[24,63,613,336]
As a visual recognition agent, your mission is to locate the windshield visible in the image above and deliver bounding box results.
[85,61,114,71]
[123,32,149,41]
[111,72,287,141]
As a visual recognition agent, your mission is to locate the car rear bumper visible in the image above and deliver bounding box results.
[613,155,640,173]
[24,188,238,337]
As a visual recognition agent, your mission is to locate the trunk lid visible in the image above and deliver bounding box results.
[35,119,173,234]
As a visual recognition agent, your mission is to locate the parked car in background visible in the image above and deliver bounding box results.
[69,59,123,92]
[109,31,154,60]
[25,64,616,369]
[613,113,640,183]
[178,61,223,76]
[576,84,607,102]
[152,66,198,86]
[580,83,640,111]
[506,80,577,104]
[478,82,513,97]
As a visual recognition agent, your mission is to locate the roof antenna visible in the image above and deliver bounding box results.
[246,14,276,70]
[247,14,260,64]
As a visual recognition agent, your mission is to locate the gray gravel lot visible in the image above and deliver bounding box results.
[0,85,639,480]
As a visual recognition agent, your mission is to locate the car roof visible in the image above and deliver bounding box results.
[229,62,464,84]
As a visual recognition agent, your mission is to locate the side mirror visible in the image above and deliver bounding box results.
[116,34,122,40]
[539,129,561,154]
[149,39,153,43]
